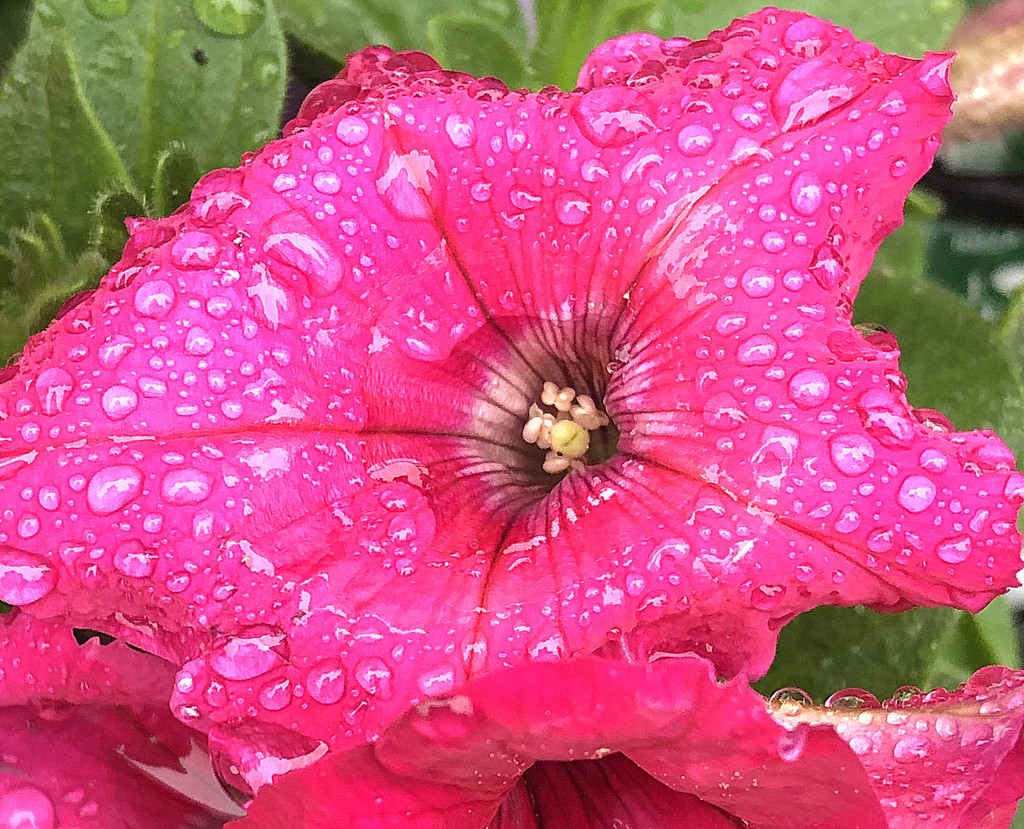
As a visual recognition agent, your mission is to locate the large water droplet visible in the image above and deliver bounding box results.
[113,539,158,578]
[0,786,56,829]
[789,171,823,216]
[0,548,55,605]
[787,369,830,409]
[171,231,221,269]
[556,191,591,226]
[898,475,936,513]
[354,657,393,699]
[741,266,775,297]
[376,150,437,220]
[573,87,655,147]
[209,627,286,681]
[830,434,875,476]
[771,60,856,131]
[191,0,265,37]
[336,116,369,146]
[783,17,831,58]
[161,468,213,505]
[134,279,177,319]
[101,384,139,420]
[87,465,144,515]
[263,213,342,295]
[35,367,74,416]
[936,535,971,565]
[676,124,714,156]
[307,658,347,704]
[444,113,476,148]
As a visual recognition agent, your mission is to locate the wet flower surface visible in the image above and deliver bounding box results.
[0,611,238,828]
[0,5,1023,824]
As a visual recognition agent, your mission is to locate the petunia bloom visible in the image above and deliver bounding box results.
[0,2,1022,817]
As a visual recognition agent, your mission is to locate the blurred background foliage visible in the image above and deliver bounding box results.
[1,0,1023,728]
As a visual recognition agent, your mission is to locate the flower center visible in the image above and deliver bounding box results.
[522,382,611,474]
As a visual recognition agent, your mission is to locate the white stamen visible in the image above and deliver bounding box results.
[523,382,609,474]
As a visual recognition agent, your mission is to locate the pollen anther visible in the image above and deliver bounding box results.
[523,383,610,474]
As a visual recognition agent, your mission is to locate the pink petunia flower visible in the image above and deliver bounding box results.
[0,4,1022,821]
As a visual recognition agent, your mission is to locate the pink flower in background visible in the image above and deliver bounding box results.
[0,5,1023,823]
[0,611,238,828]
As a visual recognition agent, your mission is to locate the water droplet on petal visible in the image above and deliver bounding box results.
[772,60,857,131]
[0,786,56,829]
[35,367,74,416]
[263,213,341,295]
[783,17,831,57]
[171,231,221,269]
[787,369,830,409]
[87,465,144,515]
[417,664,456,697]
[573,87,655,147]
[191,0,265,37]
[134,279,177,319]
[0,549,55,605]
[312,171,342,195]
[376,150,437,220]
[830,434,875,476]
[113,539,158,578]
[893,735,930,762]
[555,192,591,226]
[259,678,293,711]
[354,657,393,699]
[210,628,287,681]
[741,266,775,297]
[898,475,936,513]
[737,334,777,366]
[161,468,213,505]
[185,326,216,356]
[789,171,823,215]
[936,535,971,564]
[890,157,908,178]
[307,659,347,704]
[444,113,476,148]
[677,124,715,156]
[336,116,370,145]
[101,384,139,420]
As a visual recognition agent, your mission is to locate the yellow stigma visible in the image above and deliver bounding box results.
[550,419,590,459]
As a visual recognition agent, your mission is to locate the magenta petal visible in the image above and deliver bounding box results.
[0,9,1018,759]
[237,656,887,829]
[1,706,231,829]
[238,658,1024,829]
[0,611,238,828]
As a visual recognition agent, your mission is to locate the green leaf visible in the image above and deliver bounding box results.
[925,598,1018,690]
[647,0,963,58]
[427,16,526,88]
[275,0,410,64]
[531,0,656,89]
[58,0,286,189]
[755,606,958,701]
[0,31,132,254]
[0,0,32,82]
[0,213,108,362]
[276,0,528,82]
[151,142,202,218]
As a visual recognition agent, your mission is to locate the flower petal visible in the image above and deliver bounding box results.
[0,9,1016,764]
[0,611,239,828]
[239,658,1024,829]
[238,656,886,829]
